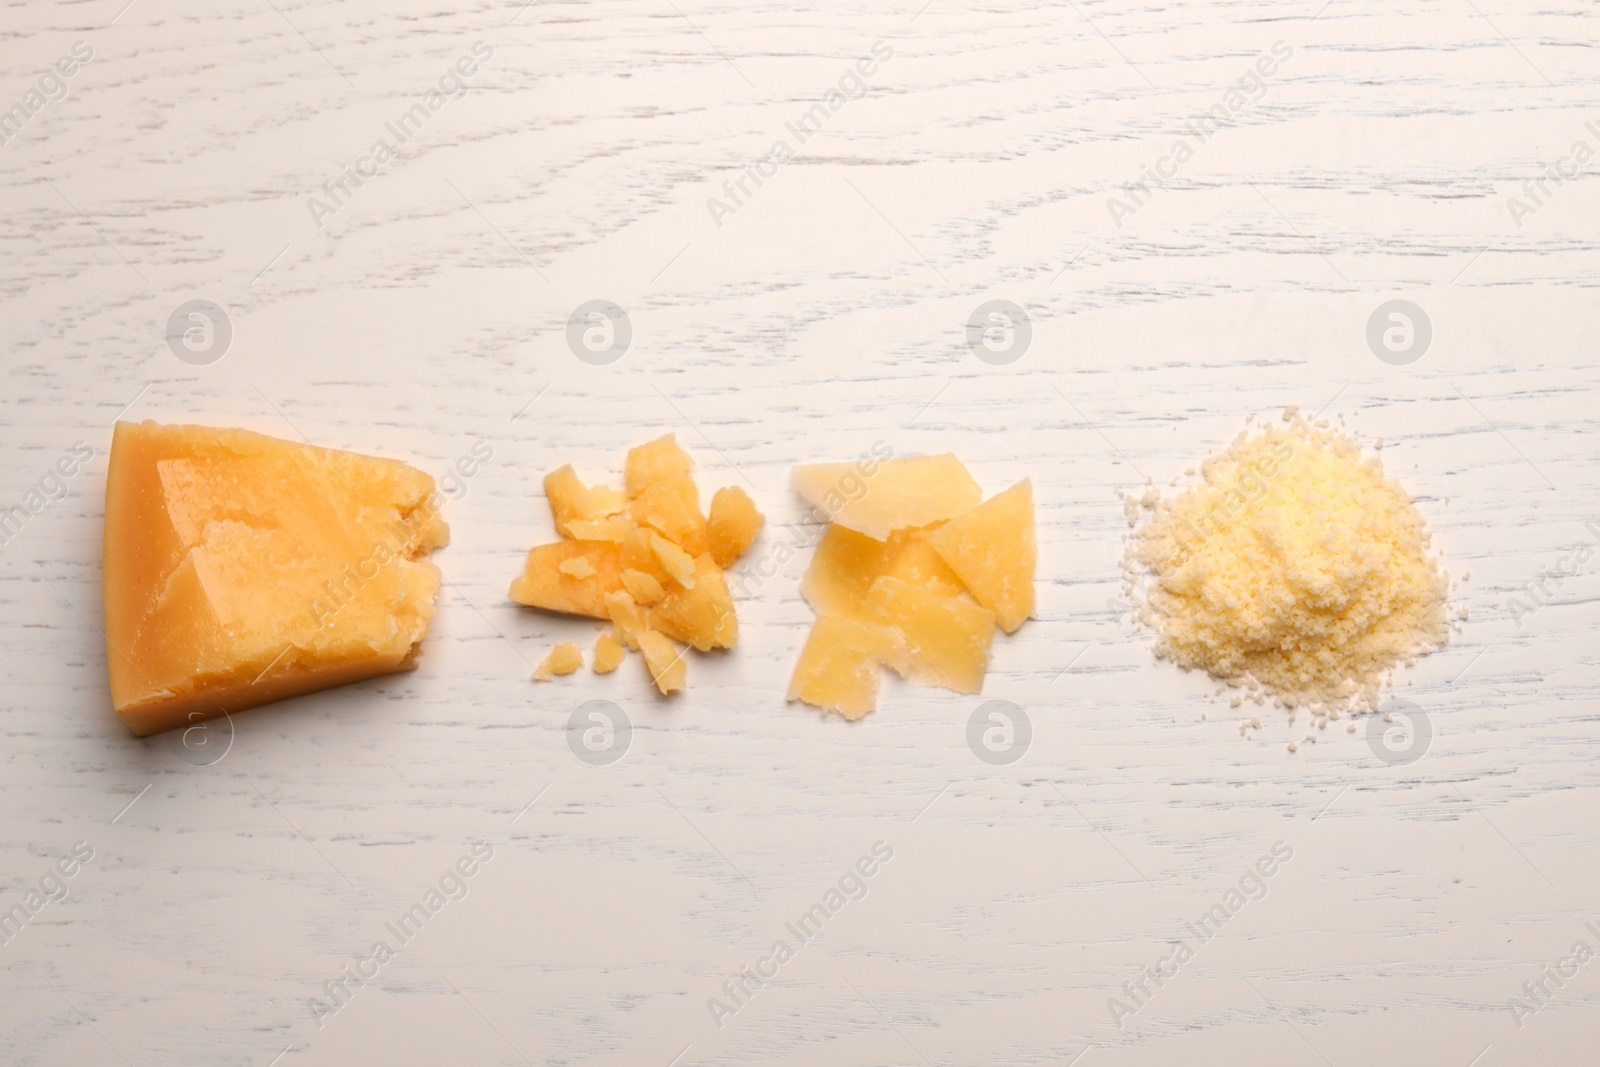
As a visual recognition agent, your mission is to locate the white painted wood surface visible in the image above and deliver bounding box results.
[3,0,1599,1063]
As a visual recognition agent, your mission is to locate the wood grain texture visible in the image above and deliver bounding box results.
[3,0,1599,1063]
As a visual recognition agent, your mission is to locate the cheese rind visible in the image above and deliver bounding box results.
[103,421,448,737]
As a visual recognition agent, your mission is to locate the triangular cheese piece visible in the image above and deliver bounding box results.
[928,478,1035,633]
[792,454,980,541]
[103,421,449,736]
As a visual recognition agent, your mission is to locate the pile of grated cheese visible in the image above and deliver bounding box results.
[1123,409,1450,719]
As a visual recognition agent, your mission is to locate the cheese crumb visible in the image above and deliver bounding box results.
[1125,411,1449,715]
[706,486,765,568]
[558,556,597,580]
[533,642,584,681]
[593,631,625,674]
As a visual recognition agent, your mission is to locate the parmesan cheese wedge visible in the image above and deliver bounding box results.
[102,421,448,737]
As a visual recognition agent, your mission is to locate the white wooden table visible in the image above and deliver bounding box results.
[3,0,1598,1063]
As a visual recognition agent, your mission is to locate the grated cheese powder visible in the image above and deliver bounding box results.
[1124,410,1449,714]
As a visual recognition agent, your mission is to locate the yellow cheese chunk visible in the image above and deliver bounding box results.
[593,630,625,674]
[533,642,583,681]
[867,576,995,694]
[649,531,698,588]
[508,541,623,618]
[603,590,649,652]
[787,616,911,720]
[544,465,626,539]
[792,454,982,540]
[637,630,687,694]
[625,435,706,555]
[102,421,448,736]
[620,526,671,587]
[558,556,597,580]
[624,433,693,495]
[929,478,1036,633]
[619,568,666,605]
[651,553,738,651]
[707,486,764,567]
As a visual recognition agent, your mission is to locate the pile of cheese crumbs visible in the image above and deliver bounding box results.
[1123,409,1451,732]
